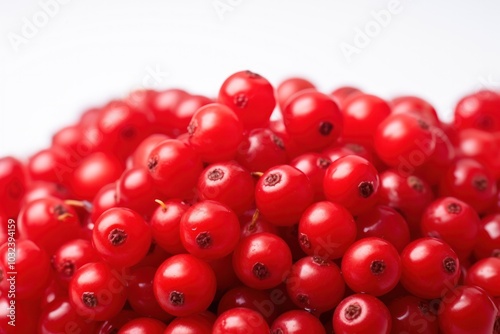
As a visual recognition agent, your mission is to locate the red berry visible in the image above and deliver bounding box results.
[271,310,326,334]
[298,201,356,260]
[69,261,127,321]
[454,89,500,132]
[92,207,152,268]
[153,254,217,317]
[400,238,460,299]
[323,155,379,215]
[465,257,500,297]
[164,312,215,334]
[218,70,276,129]
[150,199,189,255]
[179,200,240,260]
[277,77,316,111]
[283,90,343,151]
[117,317,167,333]
[286,256,345,313]
[232,232,292,290]
[332,294,392,334]
[255,165,314,226]
[213,307,270,333]
[388,295,439,334]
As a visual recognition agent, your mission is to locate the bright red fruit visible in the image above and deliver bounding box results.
[213,307,270,333]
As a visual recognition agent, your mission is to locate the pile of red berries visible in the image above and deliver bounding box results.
[1,70,500,333]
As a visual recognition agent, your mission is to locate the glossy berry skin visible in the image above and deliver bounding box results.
[117,317,167,333]
[283,90,343,151]
[68,152,124,201]
[277,77,316,111]
[438,285,498,334]
[374,113,436,168]
[298,201,356,260]
[378,170,434,238]
[286,256,345,313]
[330,86,362,107]
[290,152,331,201]
[115,166,161,218]
[341,237,401,296]
[465,257,500,297]
[150,199,189,254]
[93,207,151,268]
[391,95,440,126]
[439,158,497,213]
[0,156,27,219]
[232,232,292,290]
[213,307,270,333]
[355,205,411,253]
[197,161,255,215]
[323,155,379,215]
[127,266,173,321]
[148,88,189,135]
[0,240,51,300]
[188,103,244,163]
[270,310,326,334]
[90,183,117,223]
[180,200,240,260]
[255,165,314,226]
[388,295,439,334]
[147,139,204,200]
[218,70,276,129]
[340,94,391,148]
[17,196,81,255]
[38,297,98,334]
[153,254,217,317]
[421,197,480,259]
[69,261,127,321]
[400,238,460,299]
[457,128,500,179]
[332,294,392,334]
[164,312,215,334]
[130,133,170,169]
[235,128,288,173]
[52,239,100,287]
[454,89,500,132]
[474,213,500,259]
[217,286,279,324]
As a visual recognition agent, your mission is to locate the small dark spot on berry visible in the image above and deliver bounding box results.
[478,116,494,130]
[147,155,159,171]
[319,121,334,136]
[109,329,119,334]
[473,176,488,191]
[252,262,270,280]
[493,317,500,334]
[61,260,75,277]
[299,233,311,249]
[53,204,67,216]
[7,179,24,200]
[345,143,363,153]
[169,291,184,306]
[418,300,431,315]
[408,176,424,192]
[82,292,98,308]
[296,294,310,306]
[271,329,284,334]
[312,256,329,266]
[187,121,197,135]
[108,228,127,246]
[370,260,386,275]
[234,94,248,108]
[493,249,500,258]
[358,181,374,198]
[443,257,457,274]
[264,173,281,186]
[207,168,224,181]
[417,119,430,130]
[195,231,212,249]
[121,126,136,139]
[317,158,331,169]
[271,134,285,150]
[446,202,462,214]
[345,302,362,321]
[245,70,261,78]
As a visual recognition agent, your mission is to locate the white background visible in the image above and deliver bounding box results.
[1,0,500,157]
